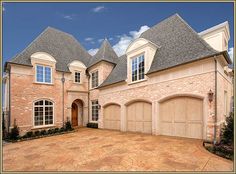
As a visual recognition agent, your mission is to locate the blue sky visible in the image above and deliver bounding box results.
[2,2,234,64]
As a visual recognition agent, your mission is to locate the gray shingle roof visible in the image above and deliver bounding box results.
[99,54,127,88]
[8,27,92,72]
[88,39,118,68]
[141,14,219,74]
[99,14,222,88]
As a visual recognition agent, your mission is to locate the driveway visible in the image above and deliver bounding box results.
[3,128,233,171]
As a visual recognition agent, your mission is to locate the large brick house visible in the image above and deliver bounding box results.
[3,14,233,141]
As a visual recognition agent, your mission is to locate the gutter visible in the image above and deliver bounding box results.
[214,56,217,144]
[87,70,90,124]
[8,67,11,132]
[61,72,65,126]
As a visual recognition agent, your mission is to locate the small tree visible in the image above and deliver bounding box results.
[220,111,234,146]
[2,112,6,139]
[9,119,20,140]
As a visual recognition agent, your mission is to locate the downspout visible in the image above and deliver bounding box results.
[8,67,11,132]
[88,72,90,124]
[61,72,65,126]
[213,57,217,144]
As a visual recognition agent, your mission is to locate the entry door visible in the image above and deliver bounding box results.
[72,103,78,127]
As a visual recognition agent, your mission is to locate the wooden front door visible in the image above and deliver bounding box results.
[72,103,78,127]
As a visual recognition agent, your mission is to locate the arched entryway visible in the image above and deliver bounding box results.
[71,99,83,127]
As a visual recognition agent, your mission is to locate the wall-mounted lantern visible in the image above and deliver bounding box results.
[208,89,214,102]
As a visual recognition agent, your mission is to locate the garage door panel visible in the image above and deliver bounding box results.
[160,97,203,139]
[187,123,202,139]
[143,122,152,133]
[174,98,186,122]
[135,103,143,121]
[143,103,152,121]
[174,123,186,137]
[126,101,152,134]
[127,121,135,132]
[187,99,202,121]
[161,122,172,135]
[104,104,121,130]
[160,101,173,122]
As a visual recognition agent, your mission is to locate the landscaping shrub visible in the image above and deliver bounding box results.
[54,128,59,133]
[60,127,65,132]
[9,120,20,140]
[40,129,47,135]
[65,120,73,131]
[87,122,98,128]
[34,130,41,137]
[47,129,54,134]
[26,131,33,138]
[220,111,234,145]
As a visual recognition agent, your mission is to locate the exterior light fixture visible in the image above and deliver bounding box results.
[208,89,214,102]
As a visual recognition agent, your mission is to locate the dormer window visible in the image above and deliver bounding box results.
[74,71,81,83]
[91,71,99,88]
[36,65,52,84]
[132,55,145,82]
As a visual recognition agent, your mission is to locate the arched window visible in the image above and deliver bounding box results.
[34,99,54,126]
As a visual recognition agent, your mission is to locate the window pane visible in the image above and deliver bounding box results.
[34,99,53,126]
[91,100,99,121]
[45,106,53,125]
[34,106,43,126]
[75,72,80,83]
[92,71,98,88]
[36,65,44,82]
[131,55,145,81]
[45,67,51,83]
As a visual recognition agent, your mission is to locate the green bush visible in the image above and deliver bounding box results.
[26,131,33,138]
[87,123,98,129]
[9,124,20,140]
[60,127,65,132]
[65,121,73,131]
[47,129,54,134]
[54,128,59,133]
[34,130,40,137]
[220,111,234,145]
[40,130,47,135]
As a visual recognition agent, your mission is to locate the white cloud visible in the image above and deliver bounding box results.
[228,47,234,62]
[87,25,150,57]
[98,39,104,43]
[92,6,105,13]
[61,14,77,20]
[112,25,150,56]
[88,48,99,56]
[85,37,94,41]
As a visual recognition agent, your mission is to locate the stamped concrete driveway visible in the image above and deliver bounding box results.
[3,128,233,172]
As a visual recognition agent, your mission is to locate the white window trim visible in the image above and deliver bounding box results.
[33,99,55,128]
[35,64,53,84]
[90,70,99,89]
[90,100,99,122]
[131,54,145,82]
[74,71,82,84]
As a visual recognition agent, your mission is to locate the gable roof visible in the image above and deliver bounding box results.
[7,27,92,72]
[88,39,118,68]
[99,13,224,88]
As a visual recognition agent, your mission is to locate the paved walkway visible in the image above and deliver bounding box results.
[3,128,233,171]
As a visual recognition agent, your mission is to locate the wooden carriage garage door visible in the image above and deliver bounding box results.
[103,104,121,130]
[127,101,152,134]
[160,97,203,139]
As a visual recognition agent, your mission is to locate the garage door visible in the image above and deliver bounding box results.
[127,101,152,134]
[160,97,203,139]
[103,104,121,130]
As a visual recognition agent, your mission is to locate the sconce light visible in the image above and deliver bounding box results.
[208,89,214,102]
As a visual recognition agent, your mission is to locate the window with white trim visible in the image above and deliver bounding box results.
[132,55,145,82]
[91,100,99,121]
[36,65,52,83]
[75,72,81,83]
[34,99,53,126]
[91,71,98,88]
